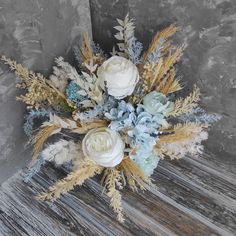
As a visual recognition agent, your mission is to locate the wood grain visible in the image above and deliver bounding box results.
[0,156,235,236]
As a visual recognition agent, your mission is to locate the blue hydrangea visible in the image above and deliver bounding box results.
[66,81,86,107]
[105,101,160,173]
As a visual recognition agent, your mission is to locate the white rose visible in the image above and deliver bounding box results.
[98,56,139,99]
[82,127,124,167]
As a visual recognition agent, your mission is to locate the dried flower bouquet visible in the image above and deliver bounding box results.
[1,14,220,222]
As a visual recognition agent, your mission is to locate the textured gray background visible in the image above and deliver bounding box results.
[0,0,91,183]
[90,0,236,171]
[0,0,235,183]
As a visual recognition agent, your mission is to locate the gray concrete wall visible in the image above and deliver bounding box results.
[90,0,236,168]
[0,0,91,183]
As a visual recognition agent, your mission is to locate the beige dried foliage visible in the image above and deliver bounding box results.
[1,55,75,109]
[156,68,182,95]
[151,47,183,91]
[31,125,60,162]
[80,33,105,66]
[157,146,183,160]
[168,86,201,117]
[130,26,182,104]
[119,158,153,192]
[158,123,208,144]
[37,161,103,201]
[80,32,93,63]
[102,168,124,223]
[71,119,108,134]
[143,24,179,61]
[156,122,208,159]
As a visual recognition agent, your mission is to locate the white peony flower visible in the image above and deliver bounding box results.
[98,56,139,99]
[82,127,124,167]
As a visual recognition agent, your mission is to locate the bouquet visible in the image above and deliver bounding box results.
[1,15,220,222]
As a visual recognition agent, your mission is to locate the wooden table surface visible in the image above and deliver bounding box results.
[0,152,235,236]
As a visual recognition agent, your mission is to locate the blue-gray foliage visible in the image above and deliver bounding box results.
[66,81,87,107]
[23,108,50,137]
[92,41,106,58]
[75,96,117,122]
[148,37,165,63]
[23,155,45,183]
[128,37,143,64]
[178,107,221,124]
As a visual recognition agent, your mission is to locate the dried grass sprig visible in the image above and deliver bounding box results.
[156,122,209,159]
[31,125,61,162]
[119,158,153,191]
[143,24,179,61]
[102,168,124,223]
[80,32,93,64]
[71,119,108,134]
[130,38,182,104]
[151,47,183,91]
[0,55,75,109]
[168,86,201,117]
[37,161,103,201]
[158,122,208,144]
[156,68,182,95]
[80,33,105,67]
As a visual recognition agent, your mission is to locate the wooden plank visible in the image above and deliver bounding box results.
[0,159,235,236]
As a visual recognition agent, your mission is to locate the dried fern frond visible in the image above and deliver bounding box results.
[119,158,153,192]
[37,161,103,201]
[156,68,182,95]
[102,168,124,223]
[1,55,75,109]
[168,86,201,117]
[143,24,179,62]
[31,125,61,162]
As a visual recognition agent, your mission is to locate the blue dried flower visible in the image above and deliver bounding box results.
[66,81,86,106]
[105,101,160,167]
